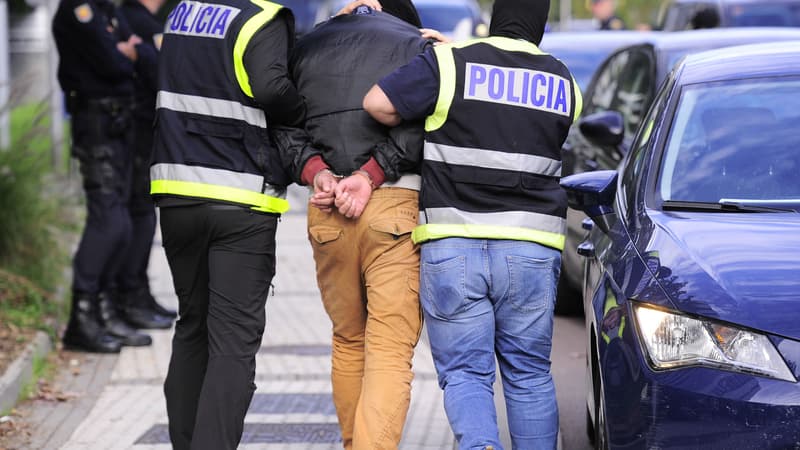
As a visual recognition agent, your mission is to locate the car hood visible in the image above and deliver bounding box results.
[638,210,800,340]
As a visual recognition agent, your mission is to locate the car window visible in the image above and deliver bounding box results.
[724,3,800,27]
[659,76,800,203]
[587,49,630,115]
[618,75,672,218]
[611,50,654,137]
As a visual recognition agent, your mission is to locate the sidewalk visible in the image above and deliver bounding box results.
[6,187,455,450]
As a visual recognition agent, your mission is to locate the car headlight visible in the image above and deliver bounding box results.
[633,304,796,382]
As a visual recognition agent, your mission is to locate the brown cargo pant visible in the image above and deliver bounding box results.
[307,187,422,450]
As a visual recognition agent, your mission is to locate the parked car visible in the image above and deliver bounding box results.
[656,0,800,30]
[540,30,654,92]
[414,0,488,40]
[561,40,800,449]
[556,27,800,315]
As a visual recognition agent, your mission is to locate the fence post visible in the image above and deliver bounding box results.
[0,0,10,150]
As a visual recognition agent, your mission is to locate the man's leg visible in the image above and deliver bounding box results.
[492,241,560,450]
[307,206,365,450]
[420,238,502,450]
[161,205,211,450]
[190,207,277,450]
[353,188,422,449]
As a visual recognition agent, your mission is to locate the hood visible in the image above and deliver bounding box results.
[638,210,800,340]
[377,0,421,27]
[489,0,550,45]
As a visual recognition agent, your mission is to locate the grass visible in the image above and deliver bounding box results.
[0,100,76,341]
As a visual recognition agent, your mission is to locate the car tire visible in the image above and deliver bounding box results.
[595,382,610,450]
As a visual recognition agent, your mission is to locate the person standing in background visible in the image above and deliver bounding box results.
[363,0,582,447]
[53,0,156,352]
[117,0,176,330]
[591,0,626,30]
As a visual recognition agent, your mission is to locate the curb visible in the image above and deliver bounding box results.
[0,331,53,413]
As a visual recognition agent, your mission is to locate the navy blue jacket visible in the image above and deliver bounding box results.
[119,0,162,118]
[52,0,153,99]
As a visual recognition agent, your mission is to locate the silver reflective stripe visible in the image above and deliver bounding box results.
[421,207,565,234]
[156,91,267,128]
[151,163,264,192]
[382,174,421,191]
[424,142,561,177]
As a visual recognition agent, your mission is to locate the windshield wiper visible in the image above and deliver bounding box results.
[662,200,795,213]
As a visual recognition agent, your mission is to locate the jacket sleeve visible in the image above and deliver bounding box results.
[243,13,306,127]
[58,0,135,80]
[372,119,425,181]
[270,125,324,185]
[133,42,159,92]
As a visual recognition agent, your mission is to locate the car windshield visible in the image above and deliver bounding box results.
[659,76,800,205]
[724,3,800,27]
[417,5,474,31]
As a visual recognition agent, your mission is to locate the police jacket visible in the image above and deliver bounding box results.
[274,10,431,185]
[150,0,292,214]
[119,0,162,120]
[414,37,583,250]
[53,0,151,99]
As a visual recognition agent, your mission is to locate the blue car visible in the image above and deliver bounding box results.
[561,41,800,449]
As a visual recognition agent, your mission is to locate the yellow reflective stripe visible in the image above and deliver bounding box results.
[572,75,583,121]
[412,223,565,250]
[233,0,283,98]
[151,179,289,213]
[425,45,456,132]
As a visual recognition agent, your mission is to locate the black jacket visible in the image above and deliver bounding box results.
[272,10,431,184]
[119,0,161,119]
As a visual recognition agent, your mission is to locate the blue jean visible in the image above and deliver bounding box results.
[420,238,560,450]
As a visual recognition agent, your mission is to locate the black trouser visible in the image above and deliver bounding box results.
[70,99,133,295]
[160,203,278,450]
[116,116,156,293]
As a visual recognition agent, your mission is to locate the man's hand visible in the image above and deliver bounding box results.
[333,172,373,219]
[336,0,381,16]
[310,169,339,213]
[117,35,142,61]
[420,28,451,44]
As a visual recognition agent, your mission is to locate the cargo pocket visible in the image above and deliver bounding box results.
[308,225,343,245]
[184,117,245,171]
[368,217,416,242]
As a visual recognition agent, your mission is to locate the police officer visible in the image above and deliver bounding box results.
[150,0,304,447]
[53,0,155,352]
[591,0,626,30]
[363,0,582,447]
[116,0,176,328]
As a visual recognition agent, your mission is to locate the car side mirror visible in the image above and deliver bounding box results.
[578,110,624,148]
[560,170,618,234]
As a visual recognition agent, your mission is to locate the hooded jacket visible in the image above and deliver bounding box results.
[272,7,431,185]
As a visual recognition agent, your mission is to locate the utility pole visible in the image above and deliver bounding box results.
[0,0,10,149]
[560,0,573,31]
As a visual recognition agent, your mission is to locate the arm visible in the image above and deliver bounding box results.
[243,13,306,127]
[363,85,402,126]
[59,0,136,80]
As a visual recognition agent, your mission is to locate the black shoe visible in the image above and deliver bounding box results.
[62,292,122,353]
[120,289,175,329]
[97,292,153,347]
[123,306,174,330]
[126,288,178,319]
